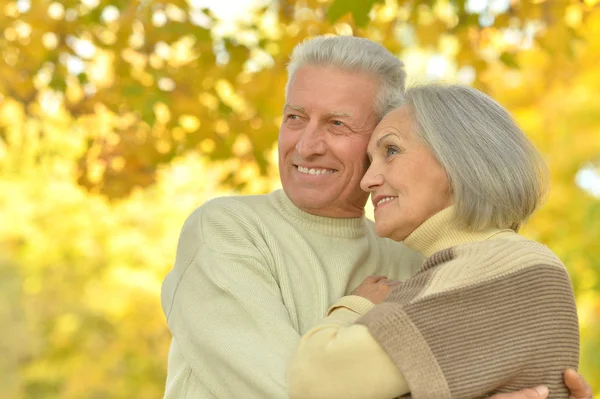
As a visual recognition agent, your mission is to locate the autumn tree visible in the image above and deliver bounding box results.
[1,0,598,396]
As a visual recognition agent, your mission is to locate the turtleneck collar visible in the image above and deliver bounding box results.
[403,206,518,258]
[269,189,367,238]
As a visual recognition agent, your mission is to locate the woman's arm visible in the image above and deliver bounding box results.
[289,270,586,399]
[287,298,409,399]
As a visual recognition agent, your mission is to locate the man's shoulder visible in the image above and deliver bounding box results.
[363,221,423,278]
[204,191,273,209]
[189,192,277,221]
[178,191,287,244]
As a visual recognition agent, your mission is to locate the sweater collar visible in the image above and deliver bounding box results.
[269,189,367,238]
[403,206,517,258]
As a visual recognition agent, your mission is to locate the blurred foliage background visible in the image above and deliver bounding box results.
[1,0,599,397]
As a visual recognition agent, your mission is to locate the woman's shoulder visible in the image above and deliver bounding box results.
[454,236,564,271]
[418,237,567,298]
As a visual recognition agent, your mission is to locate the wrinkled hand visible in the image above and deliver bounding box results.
[488,369,593,399]
[489,386,549,399]
[565,369,593,399]
[351,275,401,304]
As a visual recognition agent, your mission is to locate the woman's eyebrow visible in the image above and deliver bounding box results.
[375,132,398,148]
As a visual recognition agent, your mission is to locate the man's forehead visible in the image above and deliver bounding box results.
[285,102,354,119]
[285,103,305,112]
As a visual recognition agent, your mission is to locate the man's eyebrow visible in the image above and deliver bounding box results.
[283,104,354,120]
[284,103,305,113]
[326,111,354,119]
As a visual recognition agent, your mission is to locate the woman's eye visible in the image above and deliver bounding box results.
[385,145,400,157]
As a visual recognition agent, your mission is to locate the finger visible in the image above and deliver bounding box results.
[379,279,400,286]
[489,386,548,399]
[365,275,387,283]
[564,369,593,399]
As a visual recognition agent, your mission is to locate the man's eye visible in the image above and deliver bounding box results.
[332,120,344,126]
[285,115,304,124]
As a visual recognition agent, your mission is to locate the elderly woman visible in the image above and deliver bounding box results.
[287,84,580,399]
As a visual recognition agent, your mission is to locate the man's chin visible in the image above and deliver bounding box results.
[287,189,332,209]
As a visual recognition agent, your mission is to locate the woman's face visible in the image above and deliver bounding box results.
[360,106,453,241]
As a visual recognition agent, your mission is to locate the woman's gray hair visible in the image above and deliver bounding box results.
[404,84,549,231]
[286,36,407,120]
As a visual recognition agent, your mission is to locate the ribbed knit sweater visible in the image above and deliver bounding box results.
[160,189,423,398]
[288,207,579,399]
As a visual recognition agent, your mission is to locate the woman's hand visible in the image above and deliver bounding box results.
[351,275,401,304]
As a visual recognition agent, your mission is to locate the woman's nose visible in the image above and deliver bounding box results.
[360,166,384,192]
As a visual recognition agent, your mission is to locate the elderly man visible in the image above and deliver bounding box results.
[161,36,592,398]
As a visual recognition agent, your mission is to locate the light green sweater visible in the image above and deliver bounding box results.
[161,189,423,398]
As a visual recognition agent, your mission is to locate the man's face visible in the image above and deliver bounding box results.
[278,65,380,218]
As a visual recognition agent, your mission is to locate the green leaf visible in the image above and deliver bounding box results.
[499,52,519,69]
[327,0,385,27]
[49,76,67,92]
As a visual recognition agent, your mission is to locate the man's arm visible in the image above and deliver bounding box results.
[488,370,593,399]
[162,202,300,398]
[288,297,409,399]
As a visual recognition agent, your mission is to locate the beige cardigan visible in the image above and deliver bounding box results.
[288,207,579,399]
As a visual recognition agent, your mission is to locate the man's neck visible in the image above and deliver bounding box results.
[298,205,365,219]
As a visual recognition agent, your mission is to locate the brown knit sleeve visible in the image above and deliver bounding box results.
[357,264,579,399]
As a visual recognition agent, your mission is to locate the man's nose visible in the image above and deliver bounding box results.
[296,123,327,157]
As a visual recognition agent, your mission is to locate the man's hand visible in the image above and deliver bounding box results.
[351,275,401,304]
[489,386,549,399]
[565,368,593,399]
[488,369,593,399]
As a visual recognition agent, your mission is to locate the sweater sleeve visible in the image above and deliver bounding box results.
[358,263,580,399]
[161,200,301,398]
[287,296,410,399]
[288,263,579,399]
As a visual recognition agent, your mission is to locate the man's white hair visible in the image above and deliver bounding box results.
[286,36,407,120]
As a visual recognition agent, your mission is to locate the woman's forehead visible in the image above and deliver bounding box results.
[371,107,414,142]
